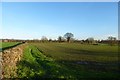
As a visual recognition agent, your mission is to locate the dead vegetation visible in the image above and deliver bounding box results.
[0,43,26,79]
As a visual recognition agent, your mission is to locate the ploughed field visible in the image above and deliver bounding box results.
[17,42,119,79]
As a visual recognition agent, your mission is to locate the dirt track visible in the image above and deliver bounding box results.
[0,43,26,79]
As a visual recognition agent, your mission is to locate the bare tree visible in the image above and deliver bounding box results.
[58,36,62,43]
[41,36,48,42]
[108,36,116,41]
[108,36,117,46]
[49,38,52,42]
[86,37,94,44]
[64,32,74,43]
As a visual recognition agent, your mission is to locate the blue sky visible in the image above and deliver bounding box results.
[1,2,118,40]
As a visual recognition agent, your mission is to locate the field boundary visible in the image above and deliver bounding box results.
[1,43,27,79]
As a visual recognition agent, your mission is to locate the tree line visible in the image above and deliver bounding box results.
[1,32,119,46]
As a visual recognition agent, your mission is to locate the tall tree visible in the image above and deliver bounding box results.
[64,33,74,43]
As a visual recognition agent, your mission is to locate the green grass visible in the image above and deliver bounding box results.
[17,45,76,79]
[32,43,118,62]
[17,43,119,79]
[2,42,20,48]
[0,42,21,51]
[0,42,2,51]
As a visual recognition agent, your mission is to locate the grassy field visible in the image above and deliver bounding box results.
[32,43,118,62]
[0,42,2,51]
[0,42,21,51]
[17,42,119,79]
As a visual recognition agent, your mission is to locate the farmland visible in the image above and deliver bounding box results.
[2,2,119,79]
[32,43,118,62]
[16,42,119,79]
[0,42,22,51]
